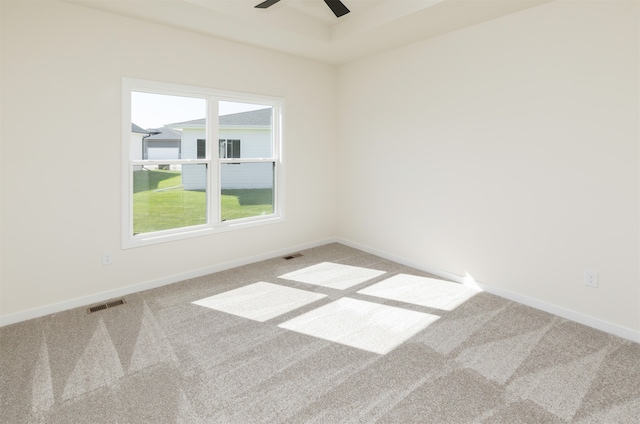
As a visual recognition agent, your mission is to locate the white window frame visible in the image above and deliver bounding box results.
[122,78,285,249]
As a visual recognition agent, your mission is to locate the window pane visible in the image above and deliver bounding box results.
[131,91,208,235]
[221,162,274,221]
[219,102,272,159]
[133,165,207,234]
[131,92,205,161]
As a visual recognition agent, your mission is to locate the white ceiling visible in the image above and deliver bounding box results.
[66,0,550,64]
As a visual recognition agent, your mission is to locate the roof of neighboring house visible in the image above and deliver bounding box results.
[145,126,182,141]
[131,123,148,134]
[167,107,272,128]
[220,108,272,126]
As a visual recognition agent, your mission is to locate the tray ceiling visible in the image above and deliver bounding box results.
[66,0,550,64]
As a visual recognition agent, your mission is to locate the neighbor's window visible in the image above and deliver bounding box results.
[219,139,241,158]
[122,78,284,248]
[197,139,206,159]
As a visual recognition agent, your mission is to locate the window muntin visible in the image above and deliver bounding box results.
[122,78,284,248]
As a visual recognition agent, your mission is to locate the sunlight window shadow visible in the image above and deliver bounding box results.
[357,274,481,311]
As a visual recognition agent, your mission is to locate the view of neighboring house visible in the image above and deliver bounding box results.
[131,124,183,171]
[143,126,182,160]
[168,107,273,190]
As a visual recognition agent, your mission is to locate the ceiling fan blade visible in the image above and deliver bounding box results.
[255,0,282,9]
[324,0,350,17]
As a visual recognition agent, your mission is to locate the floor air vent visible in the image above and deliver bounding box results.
[87,298,126,314]
[283,253,303,260]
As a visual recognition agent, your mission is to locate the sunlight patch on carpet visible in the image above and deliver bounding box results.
[278,298,439,355]
[193,282,326,322]
[278,262,386,290]
[358,274,480,311]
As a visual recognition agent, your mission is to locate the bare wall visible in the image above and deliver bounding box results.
[0,1,337,318]
[336,0,640,333]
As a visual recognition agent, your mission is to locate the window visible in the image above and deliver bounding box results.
[219,139,241,158]
[122,78,284,248]
[197,139,205,159]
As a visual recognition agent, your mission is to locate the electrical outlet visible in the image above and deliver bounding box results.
[584,269,598,288]
[102,250,113,265]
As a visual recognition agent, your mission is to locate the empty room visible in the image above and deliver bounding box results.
[1,0,638,422]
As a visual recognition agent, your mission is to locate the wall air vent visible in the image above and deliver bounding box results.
[87,298,126,314]
[283,253,303,260]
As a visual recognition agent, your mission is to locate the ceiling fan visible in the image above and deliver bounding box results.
[255,0,350,18]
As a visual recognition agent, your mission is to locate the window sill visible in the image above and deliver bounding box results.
[122,215,285,249]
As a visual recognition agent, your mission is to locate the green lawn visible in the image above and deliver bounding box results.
[133,170,273,234]
[220,188,274,221]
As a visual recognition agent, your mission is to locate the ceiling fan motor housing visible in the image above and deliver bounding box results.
[255,0,350,18]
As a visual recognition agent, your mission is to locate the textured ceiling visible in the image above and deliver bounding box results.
[66,0,550,64]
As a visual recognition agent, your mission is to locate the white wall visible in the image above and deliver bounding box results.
[337,1,640,334]
[1,0,638,339]
[0,1,337,319]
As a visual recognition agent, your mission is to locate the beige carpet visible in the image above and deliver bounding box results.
[1,243,638,423]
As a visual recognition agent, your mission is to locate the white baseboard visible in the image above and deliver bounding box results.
[4,236,638,344]
[0,238,335,328]
[337,237,640,344]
